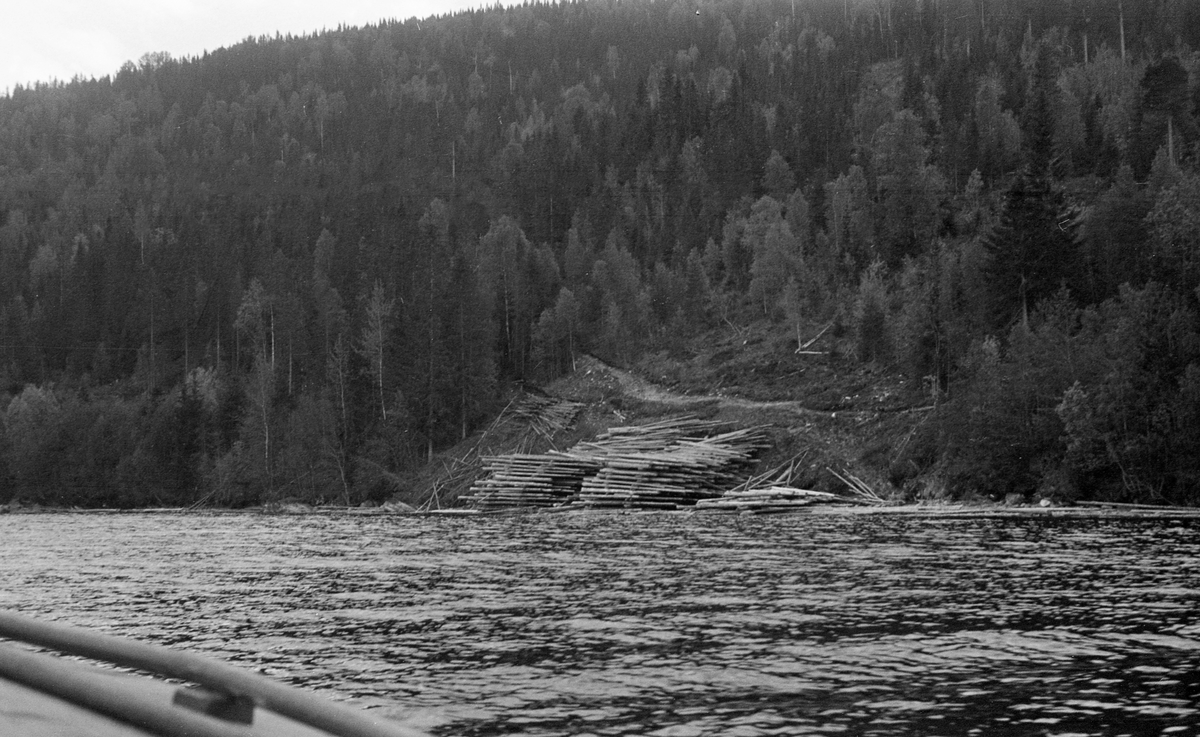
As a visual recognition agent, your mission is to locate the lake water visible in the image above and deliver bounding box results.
[1,511,1198,736]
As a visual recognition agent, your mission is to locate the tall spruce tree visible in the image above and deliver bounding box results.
[984,171,1076,330]
[1021,42,1058,178]
[981,40,1079,332]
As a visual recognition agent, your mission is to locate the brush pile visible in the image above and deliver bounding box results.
[461,416,770,509]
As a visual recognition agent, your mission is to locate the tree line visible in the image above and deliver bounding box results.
[1,0,1199,506]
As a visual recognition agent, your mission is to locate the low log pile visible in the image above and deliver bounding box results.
[682,456,889,513]
[694,486,851,514]
[461,416,771,510]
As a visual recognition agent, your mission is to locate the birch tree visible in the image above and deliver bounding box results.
[359,280,395,423]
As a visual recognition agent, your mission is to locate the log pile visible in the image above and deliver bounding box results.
[459,453,600,509]
[462,416,771,510]
[694,486,851,514]
[567,417,726,457]
[571,427,770,508]
[510,394,586,440]
[420,394,585,510]
[687,455,888,513]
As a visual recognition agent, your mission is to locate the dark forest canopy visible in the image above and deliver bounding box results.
[2,0,1200,507]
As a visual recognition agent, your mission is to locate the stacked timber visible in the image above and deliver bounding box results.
[459,453,600,509]
[570,424,771,509]
[462,415,772,510]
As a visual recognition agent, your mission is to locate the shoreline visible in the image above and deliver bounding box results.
[4,502,1200,519]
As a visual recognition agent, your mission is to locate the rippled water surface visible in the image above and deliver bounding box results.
[2,511,1199,736]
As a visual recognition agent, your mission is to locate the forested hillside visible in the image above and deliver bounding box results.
[2,0,1200,507]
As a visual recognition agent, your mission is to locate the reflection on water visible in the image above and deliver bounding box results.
[1,511,1198,736]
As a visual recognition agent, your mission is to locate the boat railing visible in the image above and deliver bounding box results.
[0,610,426,737]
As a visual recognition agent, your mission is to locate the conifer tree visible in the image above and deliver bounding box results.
[1021,42,1058,177]
[983,171,1076,330]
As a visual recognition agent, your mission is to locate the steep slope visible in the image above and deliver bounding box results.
[407,321,932,509]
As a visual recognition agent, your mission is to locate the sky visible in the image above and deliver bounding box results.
[0,0,502,94]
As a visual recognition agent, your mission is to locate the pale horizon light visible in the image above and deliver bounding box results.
[1,0,509,95]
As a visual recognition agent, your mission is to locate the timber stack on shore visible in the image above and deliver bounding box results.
[460,454,600,508]
[418,393,585,510]
[572,427,771,508]
[460,416,770,510]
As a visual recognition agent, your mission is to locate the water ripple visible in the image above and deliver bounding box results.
[1,512,1198,736]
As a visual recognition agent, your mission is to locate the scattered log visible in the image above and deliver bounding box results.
[1075,500,1194,511]
[829,467,887,505]
[796,321,834,353]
